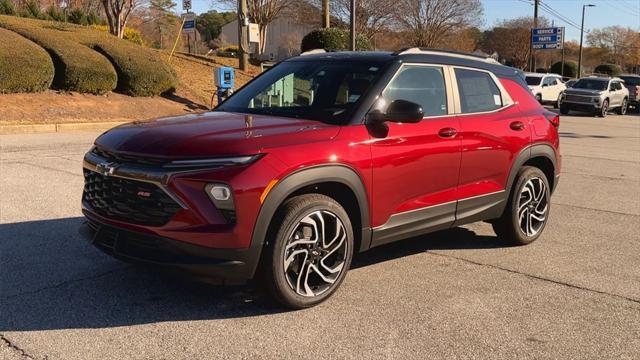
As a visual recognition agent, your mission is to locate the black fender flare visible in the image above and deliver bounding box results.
[506,143,558,196]
[246,164,371,277]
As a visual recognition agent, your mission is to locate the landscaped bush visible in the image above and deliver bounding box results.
[92,25,144,45]
[0,15,176,96]
[0,0,15,15]
[301,28,373,52]
[0,27,54,93]
[594,63,622,77]
[0,15,117,94]
[72,27,177,96]
[550,61,578,78]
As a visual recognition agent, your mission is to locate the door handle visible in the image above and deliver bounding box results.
[510,121,525,131]
[438,127,457,138]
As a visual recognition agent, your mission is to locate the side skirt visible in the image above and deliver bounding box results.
[370,201,456,248]
[369,191,507,249]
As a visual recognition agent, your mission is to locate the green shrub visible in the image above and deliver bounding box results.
[0,15,117,94]
[67,8,87,25]
[45,6,65,22]
[550,61,578,78]
[301,28,373,52]
[71,27,177,96]
[594,63,622,77]
[0,27,54,92]
[0,0,16,15]
[0,15,176,96]
[92,25,144,45]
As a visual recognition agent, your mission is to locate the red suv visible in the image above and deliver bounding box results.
[80,49,561,308]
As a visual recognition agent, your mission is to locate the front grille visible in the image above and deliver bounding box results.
[83,169,181,226]
[564,94,593,103]
[92,146,168,167]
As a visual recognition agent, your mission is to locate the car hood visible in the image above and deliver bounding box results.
[95,111,341,158]
[564,88,603,96]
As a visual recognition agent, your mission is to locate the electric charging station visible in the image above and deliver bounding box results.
[213,67,235,107]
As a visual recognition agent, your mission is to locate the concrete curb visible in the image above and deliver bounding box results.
[0,121,128,135]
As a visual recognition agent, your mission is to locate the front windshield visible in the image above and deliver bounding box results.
[526,76,542,86]
[216,60,385,124]
[573,79,608,91]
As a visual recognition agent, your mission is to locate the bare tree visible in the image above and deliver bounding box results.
[587,26,639,66]
[307,0,396,39]
[393,0,482,48]
[221,0,292,54]
[101,0,142,38]
[479,17,548,69]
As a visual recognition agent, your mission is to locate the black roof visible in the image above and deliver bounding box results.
[287,49,523,80]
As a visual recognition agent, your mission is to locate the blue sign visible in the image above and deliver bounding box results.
[183,20,196,30]
[531,27,564,50]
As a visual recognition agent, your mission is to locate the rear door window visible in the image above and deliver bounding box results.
[382,65,448,117]
[454,68,503,113]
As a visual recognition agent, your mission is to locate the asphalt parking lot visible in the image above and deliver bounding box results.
[1,111,639,359]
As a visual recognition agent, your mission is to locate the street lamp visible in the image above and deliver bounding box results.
[577,4,595,78]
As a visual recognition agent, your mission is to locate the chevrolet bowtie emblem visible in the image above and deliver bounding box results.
[96,162,118,177]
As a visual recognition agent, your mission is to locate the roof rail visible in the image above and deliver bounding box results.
[396,47,500,64]
[300,49,327,56]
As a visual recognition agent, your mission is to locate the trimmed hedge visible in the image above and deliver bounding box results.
[550,61,578,78]
[0,16,117,94]
[71,28,177,96]
[301,28,373,52]
[0,15,177,96]
[0,27,54,92]
[594,63,622,77]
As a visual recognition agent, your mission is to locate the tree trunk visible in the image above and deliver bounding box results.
[259,25,268,55]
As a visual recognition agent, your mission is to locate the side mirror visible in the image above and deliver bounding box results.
[384,100,424,124]
[542,83,548,87]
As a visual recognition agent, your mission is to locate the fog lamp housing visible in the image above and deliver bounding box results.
[205,184,236,223]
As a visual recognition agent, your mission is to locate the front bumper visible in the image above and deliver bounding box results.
[79,215,261,283]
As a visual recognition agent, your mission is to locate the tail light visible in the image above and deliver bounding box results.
[543,111,560,127]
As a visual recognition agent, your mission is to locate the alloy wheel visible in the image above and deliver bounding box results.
[283,210,348,297]
[517,177,548,237]
[620,100,627,115]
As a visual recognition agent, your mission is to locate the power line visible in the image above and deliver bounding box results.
[598,0,640,17]
[538,1,583,31]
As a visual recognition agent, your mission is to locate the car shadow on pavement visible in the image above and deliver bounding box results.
[0,217,510,332]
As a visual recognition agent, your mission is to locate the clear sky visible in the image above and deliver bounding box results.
[189,0,639,42]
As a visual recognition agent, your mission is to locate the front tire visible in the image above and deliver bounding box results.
[597,100,609,117]
[263,194,354,309]
[492,166,550,245]
[535,94,543,104]
[559,104,570,115]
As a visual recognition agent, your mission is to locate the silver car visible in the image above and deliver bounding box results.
[560,77,629,117]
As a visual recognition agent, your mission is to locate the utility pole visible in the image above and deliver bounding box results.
[350,0,356,51]
[238,0,249,71]
[322,0,330,28]
[531,0,539,72]
[578,4,596,78]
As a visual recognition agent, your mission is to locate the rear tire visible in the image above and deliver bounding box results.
[263,194,354,309]
[617,99,628,115]
[554,93,562,109]
[492,166,550,245]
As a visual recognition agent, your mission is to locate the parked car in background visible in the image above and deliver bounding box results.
[525,73,566,108]
[560,76,629,117]
[80,49,561,309]
[619,75,640,112]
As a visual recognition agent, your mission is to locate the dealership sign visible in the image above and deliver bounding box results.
[531,27,564,50]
